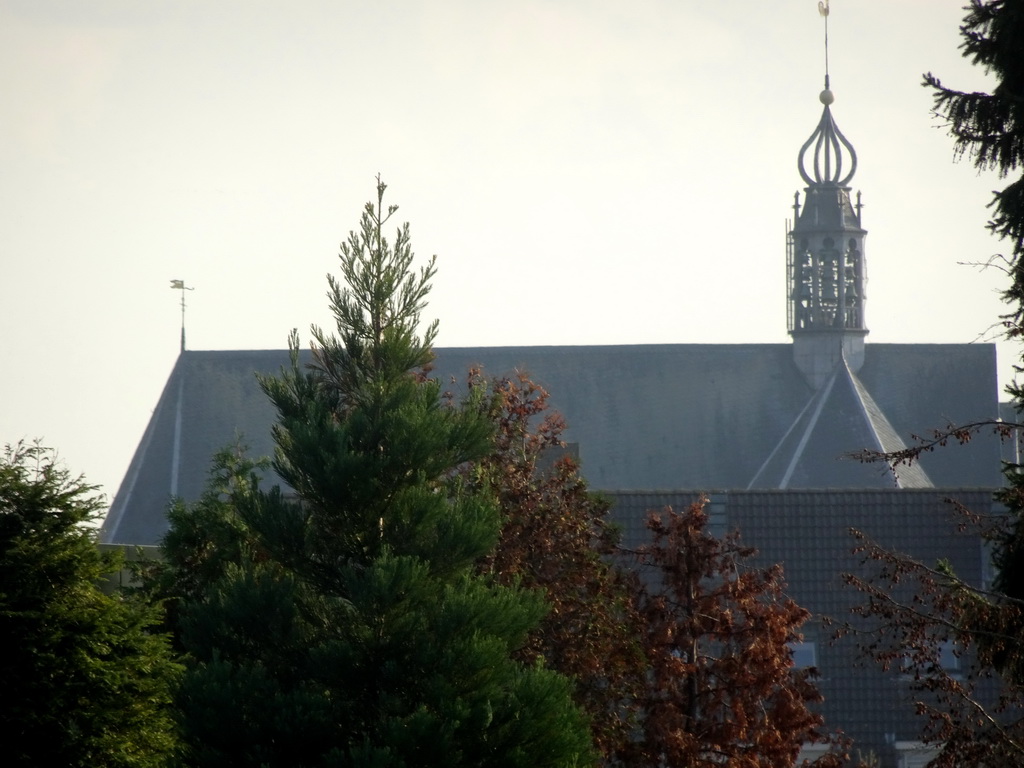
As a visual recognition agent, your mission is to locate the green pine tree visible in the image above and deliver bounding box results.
[844,6,1024,766]
[924,0,1024,332]
[925,0,1024,679]
[0,441,181,768]
[163,179,595,768]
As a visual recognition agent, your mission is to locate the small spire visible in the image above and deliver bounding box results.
[797,0,856,187]
[170,280,194,353]
[819,1,830,83]
[796,92,858,187]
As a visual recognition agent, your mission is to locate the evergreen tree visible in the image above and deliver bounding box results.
[841,5,1024,764]
[0,441,180,768]
[927,0,1024,653]
[926,0,1024,704]
[164,179,594,768]
[924,0,1024,330]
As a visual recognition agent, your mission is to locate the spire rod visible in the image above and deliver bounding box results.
[819,0,830,88]
[169,280,194,353]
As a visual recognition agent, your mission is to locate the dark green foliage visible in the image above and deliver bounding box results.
[926,0,1024,669]
[925,0,1024,327]
[154,179,594,767]
[142,446,269,625]
[0,441,180,768]
[926,1,1024,326]
[840,6,1024,764]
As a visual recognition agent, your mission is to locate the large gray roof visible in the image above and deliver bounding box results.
[100,342,1001,547]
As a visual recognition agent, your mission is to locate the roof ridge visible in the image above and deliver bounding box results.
[844,364,933,488]
[779,365,840,489]
[747,383,821,490]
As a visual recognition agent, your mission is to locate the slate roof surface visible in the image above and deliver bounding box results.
[100,343,1001,546]
[749,357,933,489]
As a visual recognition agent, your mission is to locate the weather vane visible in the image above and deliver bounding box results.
[170,279,194,353]
[818,0,830,89]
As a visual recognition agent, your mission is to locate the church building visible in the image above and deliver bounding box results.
[100,73,1003,768]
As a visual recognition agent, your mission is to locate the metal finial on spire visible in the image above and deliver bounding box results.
[796,99,858,187]
[819,1,830,88]
[170,280,194,353]
[797,0,856,187]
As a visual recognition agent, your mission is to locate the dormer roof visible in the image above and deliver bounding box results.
[748,356,932,489]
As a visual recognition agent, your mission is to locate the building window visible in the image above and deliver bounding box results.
[788,640,817,669]
[901,640,960,680]
[894,741,941,768]
[796,743,832,764]
[938,640,960,672]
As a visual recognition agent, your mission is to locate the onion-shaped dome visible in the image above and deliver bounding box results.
[797,84,858,187]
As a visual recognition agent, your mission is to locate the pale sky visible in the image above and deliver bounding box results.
[0,0,1013,509]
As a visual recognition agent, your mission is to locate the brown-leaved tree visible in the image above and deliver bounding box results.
[466,380,844,767]
[629,501,844,768]
[840,503,1024,767]
[466,371,648,763]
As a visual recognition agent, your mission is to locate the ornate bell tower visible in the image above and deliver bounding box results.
[788,79,867,389]
[788,7,867,389]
